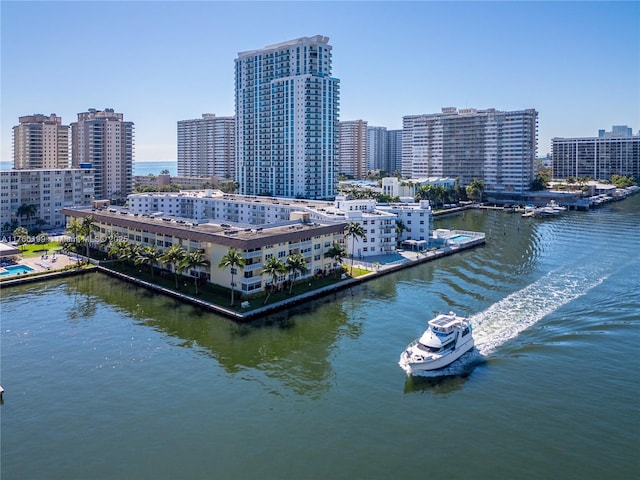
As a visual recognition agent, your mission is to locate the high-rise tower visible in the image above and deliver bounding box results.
[177,114,235,178]
[235,35,340,199]
[13,114,69,169]
[402,107,538,193]
[71,108,134,201]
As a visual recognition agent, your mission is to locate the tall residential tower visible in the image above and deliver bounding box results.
[177,114,235,178]
[12,114,69,169]
[338,120,368,179]
[402,107,538,192]
[235,35,340,199]
[71,108,134,201]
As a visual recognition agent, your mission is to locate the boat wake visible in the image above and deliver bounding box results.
[409,268,609,378]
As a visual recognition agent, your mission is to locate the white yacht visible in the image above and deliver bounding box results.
[399,312,474,374]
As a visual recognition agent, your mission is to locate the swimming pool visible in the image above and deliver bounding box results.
[0,265,35,276]
[448,235,473,243]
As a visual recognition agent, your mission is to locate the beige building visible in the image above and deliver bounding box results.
[62,207,346,294]
[1,169,94,234]
[71,108,134,202]
[338,120,368,179]
[177,114,235,179]
[13,114,70,170]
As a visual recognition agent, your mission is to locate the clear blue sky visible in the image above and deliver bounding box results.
[2,1,638,162]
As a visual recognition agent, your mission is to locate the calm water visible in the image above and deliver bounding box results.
[134,161,177,176]
[0,161,177,177]
[2,196,639,479]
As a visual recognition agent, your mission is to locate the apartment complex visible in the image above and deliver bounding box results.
[12,114,69,170]
[552,126,639,181]
[63,205,345,294]
[127,189,433,258]
[402,107,538,193]
[71,108,134,201]
[177,114,235,178]
[235,35,340,199]
[338,120,368,179]
[1,168,94,234]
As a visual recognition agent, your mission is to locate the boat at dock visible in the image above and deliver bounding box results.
[399,312,474,374]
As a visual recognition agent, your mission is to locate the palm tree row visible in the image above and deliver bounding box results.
[101,236,211,294]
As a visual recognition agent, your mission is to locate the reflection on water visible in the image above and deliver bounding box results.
[66,273,361,397]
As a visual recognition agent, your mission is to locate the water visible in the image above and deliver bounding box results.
[2,196,639,479]
[0,265,35,276]
[134,161,177,176]
[0,161,177,177]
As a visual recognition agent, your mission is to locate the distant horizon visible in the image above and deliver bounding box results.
[2,1,638,162]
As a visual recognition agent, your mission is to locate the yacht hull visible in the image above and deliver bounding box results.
[400,337,475,374]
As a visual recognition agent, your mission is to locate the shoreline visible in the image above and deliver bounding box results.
[0,237,485,322]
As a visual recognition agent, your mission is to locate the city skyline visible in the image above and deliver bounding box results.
[2,1,638,163]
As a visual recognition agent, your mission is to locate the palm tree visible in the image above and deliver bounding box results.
[65,218,83,251]
[262,256,286,304]
[285,253,308,294]
[16,203,37,225]
[80,215,99,260]
[99,233,118,259]
[218,248,246,306]
[134,245,162,278]
[325,243,346,277]
[160,245,187,289]
[344,222,367,275]
[395,219,407,247]
[179,249,210,294]
[109,239,134,269]
[34,218,47,232]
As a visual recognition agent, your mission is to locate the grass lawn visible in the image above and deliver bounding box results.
[16,242,64,257]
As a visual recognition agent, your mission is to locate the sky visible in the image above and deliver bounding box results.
[1,1,639,162]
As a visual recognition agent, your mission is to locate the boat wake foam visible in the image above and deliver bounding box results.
[409,268,609,378]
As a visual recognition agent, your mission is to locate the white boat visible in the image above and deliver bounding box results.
[546,200,567,212]
[399,312,474,374]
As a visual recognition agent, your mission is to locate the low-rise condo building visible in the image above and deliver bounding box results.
[62,206,346,295]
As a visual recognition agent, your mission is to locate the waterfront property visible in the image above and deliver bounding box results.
[62,206,347,296]
[552,125,639,182]
[127,190,434,258]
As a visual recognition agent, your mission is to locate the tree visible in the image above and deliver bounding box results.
[160,245,187,289]
[109,239,134,269]
[179,249,210,294]
[160,169,170,175]
[80,215,99,260]
[16,203,37,224]
[395,219,407,247]
[13,226,28,249]
[218,248,246,306]
[134,245,162,279]
[34,218,47,232]
[65,217,83,251]
[465,179,484,203]
[262,256,287,304]
[99,233,118,258]
[285,253,308,294]
[325,243,346,277]
[344,222,367,275]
